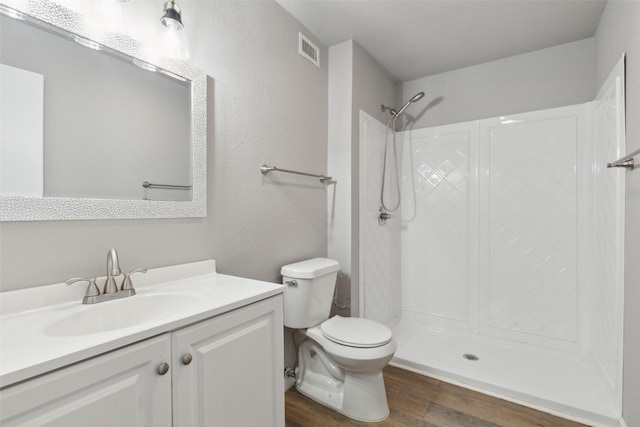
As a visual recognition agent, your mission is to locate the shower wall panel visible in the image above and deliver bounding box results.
[359,92,625,420]
[400,123,477,330]
[589,56,625,413]
[479,107,584,347]
[359,111,396,324]
[397,105,588,352]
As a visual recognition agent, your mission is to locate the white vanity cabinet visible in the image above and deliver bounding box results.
[0,335,173,427]
[172,295,285,426]
[0,295,284,427]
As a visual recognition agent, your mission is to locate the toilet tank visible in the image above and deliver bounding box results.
[281,258,340,329]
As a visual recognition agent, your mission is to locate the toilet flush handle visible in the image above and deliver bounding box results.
[285,280,298,287]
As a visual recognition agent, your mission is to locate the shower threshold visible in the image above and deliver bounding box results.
[388,318,620,427]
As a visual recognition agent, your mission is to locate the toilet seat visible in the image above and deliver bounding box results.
[320,316,392,348]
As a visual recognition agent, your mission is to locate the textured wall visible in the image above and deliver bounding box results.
[593,2,640,425]
[352,43,398,127]
[0,0,328,290]
[402,38,595,129]
[327,41,352,280]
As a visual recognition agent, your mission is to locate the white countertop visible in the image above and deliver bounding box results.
[0,260,283,388]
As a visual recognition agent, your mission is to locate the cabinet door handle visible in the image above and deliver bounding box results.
[181,353,193,365]
[157,362,170,375]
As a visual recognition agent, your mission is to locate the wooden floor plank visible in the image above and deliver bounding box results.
[383,365,441,399]
[435,381,588,427]
[285,366,590,427]
[423,402,501,427]
[385,385,431,419]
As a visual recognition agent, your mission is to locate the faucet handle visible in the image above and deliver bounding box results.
[121,268,148,292]
[65,277,101,297]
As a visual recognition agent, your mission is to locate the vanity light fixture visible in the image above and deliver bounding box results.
[161,0,183,29]
[160,0,190,60]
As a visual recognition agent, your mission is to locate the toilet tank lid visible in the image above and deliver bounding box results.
[281,258,340,279]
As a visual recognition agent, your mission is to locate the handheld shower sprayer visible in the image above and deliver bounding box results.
[380,92,425,118]
[379,91,426,221]
[393,92,425,117]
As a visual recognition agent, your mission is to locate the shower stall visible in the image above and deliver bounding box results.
[358,59,625,426]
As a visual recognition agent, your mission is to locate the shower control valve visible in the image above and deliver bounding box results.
[378,207,392,225]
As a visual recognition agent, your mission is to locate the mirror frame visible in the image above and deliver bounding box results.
[0,0,206,221]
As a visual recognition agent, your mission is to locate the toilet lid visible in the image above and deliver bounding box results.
[320,316,392,348]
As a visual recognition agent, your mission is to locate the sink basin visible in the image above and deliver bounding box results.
[44,292,202,336]
[0,259,287,390]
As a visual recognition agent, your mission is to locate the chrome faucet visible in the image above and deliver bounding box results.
[104,248,121,294]
[66,248,146,304]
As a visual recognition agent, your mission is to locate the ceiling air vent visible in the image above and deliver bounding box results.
[298,32,320,67]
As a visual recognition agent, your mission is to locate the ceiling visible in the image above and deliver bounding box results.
[277,0,607,82]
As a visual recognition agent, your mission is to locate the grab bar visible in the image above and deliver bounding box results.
[142,181,192,190]
[260,165,332,183]
[607,148,640,170]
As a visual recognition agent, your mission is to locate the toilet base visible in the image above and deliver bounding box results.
[296,340,390,422]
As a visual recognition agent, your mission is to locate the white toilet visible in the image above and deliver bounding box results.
[282,258,396,422]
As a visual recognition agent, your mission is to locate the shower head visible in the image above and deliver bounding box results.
[393,91,425,117]
[409,92,425,103]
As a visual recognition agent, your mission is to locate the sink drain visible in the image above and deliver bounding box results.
[462,353,479,361]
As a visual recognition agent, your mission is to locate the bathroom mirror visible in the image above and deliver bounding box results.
[0,0,206,220]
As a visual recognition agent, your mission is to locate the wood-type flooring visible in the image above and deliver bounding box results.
[285,365,589,427]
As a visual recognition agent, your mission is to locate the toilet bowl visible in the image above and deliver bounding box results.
[282,258,396,422]
[296,317,397,421]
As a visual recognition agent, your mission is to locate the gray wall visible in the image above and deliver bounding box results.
[593,2,640,425]
[402,38,595,128]
[327,41,352,281]
[352,43,398,126]
[0,1,328,290]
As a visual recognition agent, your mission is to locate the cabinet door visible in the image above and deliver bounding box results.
[0,335,172,427]
[172,295,284,427]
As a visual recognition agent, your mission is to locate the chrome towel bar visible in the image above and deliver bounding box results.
[608,148,640,170]
[142,181,192,190]
[260,165,332,183]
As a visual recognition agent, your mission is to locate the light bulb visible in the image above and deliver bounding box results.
[159,1,189,60]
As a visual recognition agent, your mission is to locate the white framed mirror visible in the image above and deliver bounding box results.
[0,0,206,221]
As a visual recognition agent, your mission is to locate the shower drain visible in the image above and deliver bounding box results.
[462,353,479,361]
